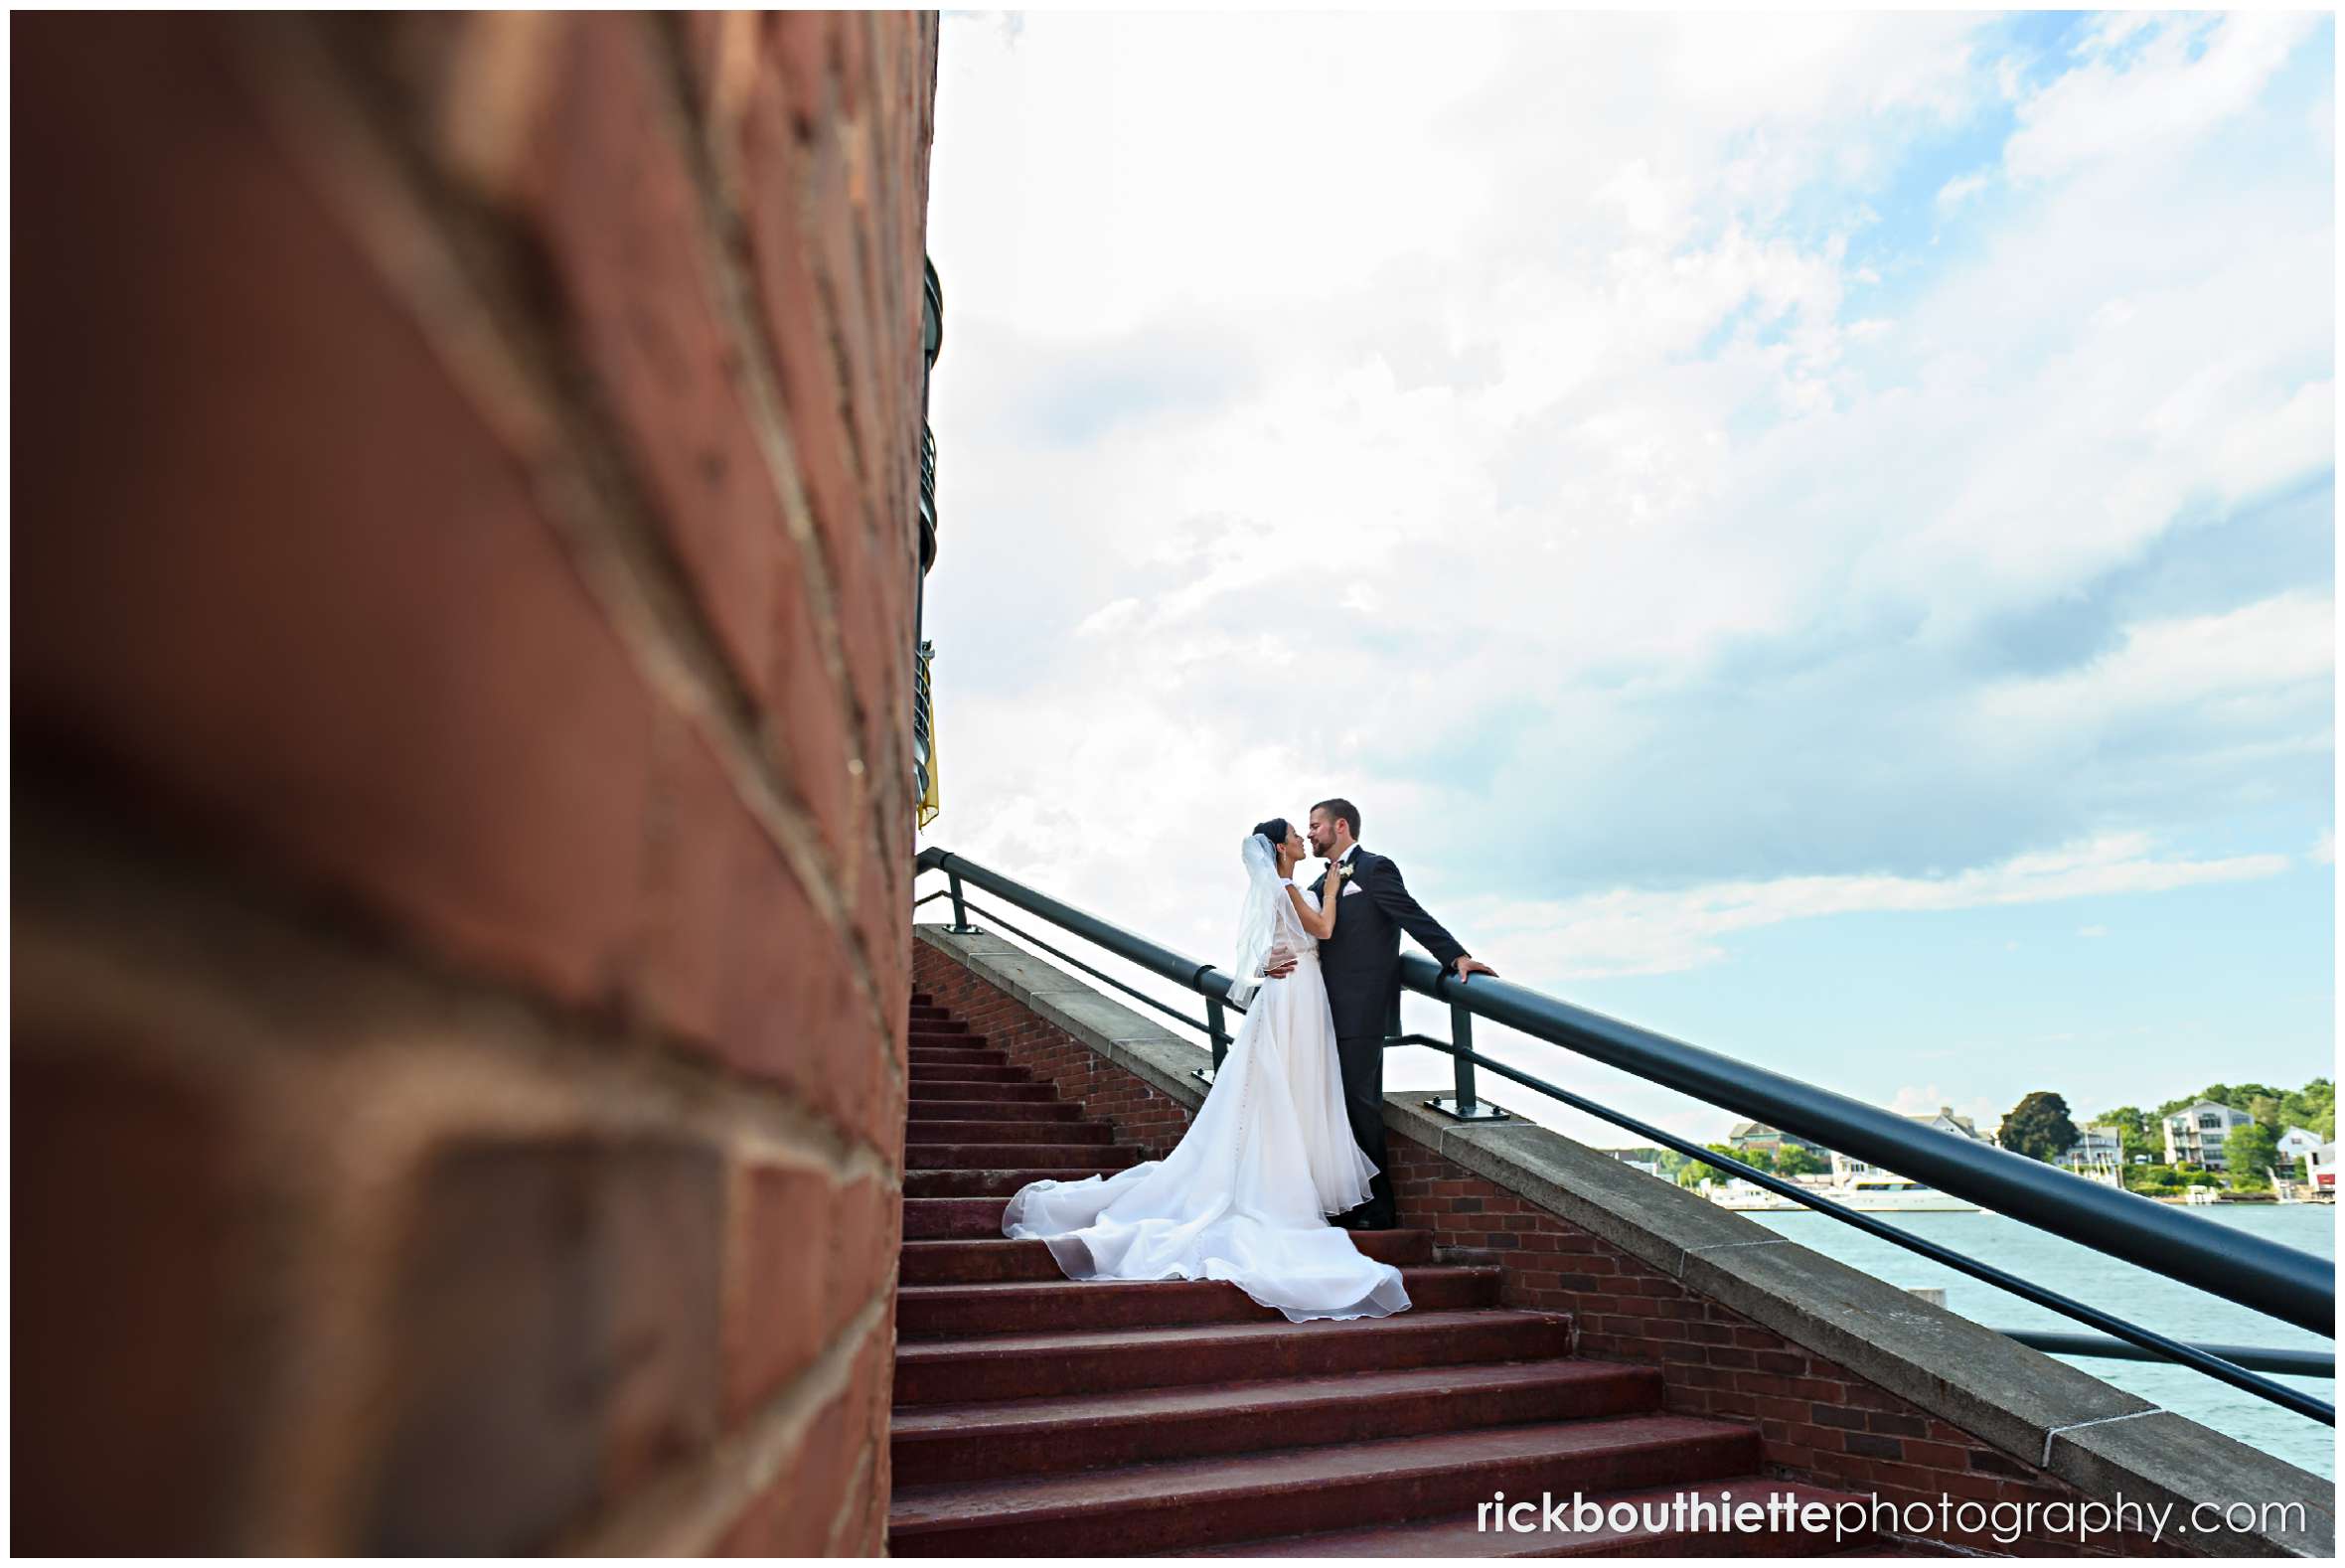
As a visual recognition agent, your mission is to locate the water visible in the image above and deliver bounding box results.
[1747,1203,2339,1480]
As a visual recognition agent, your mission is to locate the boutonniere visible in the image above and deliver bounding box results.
[1335,862,1356,883]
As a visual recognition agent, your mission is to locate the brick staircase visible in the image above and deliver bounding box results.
[888,993,1875,1556]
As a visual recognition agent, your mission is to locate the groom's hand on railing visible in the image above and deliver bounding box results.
[1454,956,1498,983]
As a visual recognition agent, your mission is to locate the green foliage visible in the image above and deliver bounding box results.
[2275,1079,2335,1141]
[2096,1105,2162,1164]
[1774,1144,1830,1177]
[1998,1091,2082,1163]
[2140,1078,2335,1143]
[2223,1122,2282,1189]
[1650,1150,1712,1187]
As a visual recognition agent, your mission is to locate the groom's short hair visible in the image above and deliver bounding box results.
[1313,798,1361,840]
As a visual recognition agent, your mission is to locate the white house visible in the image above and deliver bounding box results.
[2276,1126,2324,1164]
[1833,1106,1991,1181]
[2162,1101,2253,1169]
[2304,1142,2336,1195]
[2059,1124,2123,1171]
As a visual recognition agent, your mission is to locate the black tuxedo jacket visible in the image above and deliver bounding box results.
[1310,848,1467,1040]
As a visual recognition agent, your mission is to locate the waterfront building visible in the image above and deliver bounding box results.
[2162,1101,2255,1169]
[1833,1106,1990,1181]
[2059,1124,2123,1171]
[1725,1121,1826,1160]
[2276,1126,2324,1164]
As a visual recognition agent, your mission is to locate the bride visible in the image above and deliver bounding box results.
[1000,818,1411,1323]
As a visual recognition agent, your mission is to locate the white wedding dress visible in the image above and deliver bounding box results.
[1002,862,1411,1323]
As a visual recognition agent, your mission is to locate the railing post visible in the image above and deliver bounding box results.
[1426,995,1507,1121]
[947,870,977,934]
[1207,997,1228,1075]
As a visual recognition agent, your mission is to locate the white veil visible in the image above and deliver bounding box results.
[1227,833,1286,1007]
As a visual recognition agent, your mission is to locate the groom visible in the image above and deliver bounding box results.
[1270,798,1496,1230]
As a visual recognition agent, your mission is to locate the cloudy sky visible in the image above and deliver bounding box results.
[918,11,2335,1148]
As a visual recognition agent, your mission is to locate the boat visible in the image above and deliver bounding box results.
[1705,1178,1804,1211]
[1703,1172,1980,1213]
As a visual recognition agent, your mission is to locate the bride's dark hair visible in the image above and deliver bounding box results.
[1251,817,1291,848]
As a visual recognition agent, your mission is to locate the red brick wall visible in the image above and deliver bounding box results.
[914,943,1200,1158]
[13,12,936,1555]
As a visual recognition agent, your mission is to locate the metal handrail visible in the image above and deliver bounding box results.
[2003,1332,2331,1379]
[1398,1032,2332,1423]
[914,848,2336,1422]
[952,895,1234,1046]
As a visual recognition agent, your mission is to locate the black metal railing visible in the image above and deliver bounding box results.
[914,848,2336,1426]
[911,258,943,823]
[912,642,937,819]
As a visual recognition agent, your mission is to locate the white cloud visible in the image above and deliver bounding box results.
[1890,1084,2004,1137]
[923,12,2332,1006]
[2004,14,2324,183]
[2079,925,2109,938]
[1970,592,2334,735]
[1444,836,2285,981]
[1936,170,1989,211]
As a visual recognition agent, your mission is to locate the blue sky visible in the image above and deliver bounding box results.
[920,12,2335,1146]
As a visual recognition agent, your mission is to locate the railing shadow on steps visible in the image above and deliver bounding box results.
[913,847,2336,1426]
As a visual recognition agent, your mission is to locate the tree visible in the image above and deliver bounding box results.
[2098,1105,2159,1163]
[1998,1091,2082,1163]
[2224,1122,2282,1190]
[1775,1144,1829,1177]
[1701,1142,1770,1178]
[2277,1079,2335,1141]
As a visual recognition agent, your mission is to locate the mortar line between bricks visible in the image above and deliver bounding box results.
[15,808,901,1186]
[639,12,903,805]
[2040,1407,2162,1469]
[228,16,900,1059]
[636,12,921,1080]
[554,1286,895,1554]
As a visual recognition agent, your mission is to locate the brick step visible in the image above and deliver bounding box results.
[899,1230,1437,1280]
[898,1265,1501,1338]
[907,1142,1151,1169]
[909,1023,977,1041]
[907,1121,1117,1148]
[1173,1477,1874,1557]
[910,1045,1009,1068]
[902,1171,1131,1205]
[886,1413,1760,1556]
[906,1063,1033,1085]
[891,1359,1663,1488]
[908,1079,1055,1102]
[893,1309,1572,1406]
[908,1098,1084,1123]
[910,1003,953,1021]
[906,1194,1082,1239]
